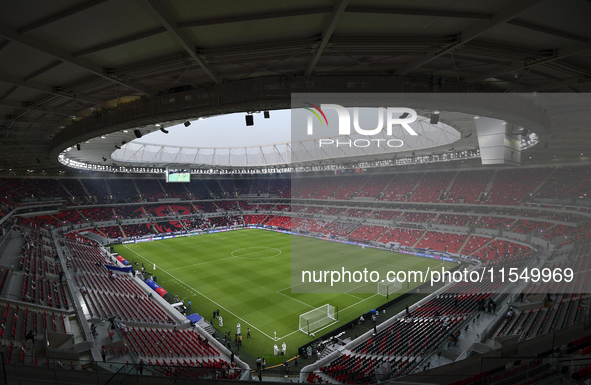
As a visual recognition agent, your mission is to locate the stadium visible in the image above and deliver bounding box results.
[1,1,591,384]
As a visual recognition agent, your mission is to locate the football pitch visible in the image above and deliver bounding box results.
[113,229,455,363]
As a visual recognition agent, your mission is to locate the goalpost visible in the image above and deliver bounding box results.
[298,304,337,336]
[377,279,402,298]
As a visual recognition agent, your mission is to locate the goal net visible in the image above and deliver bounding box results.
[299,304,337,335]
[377,279,402,297]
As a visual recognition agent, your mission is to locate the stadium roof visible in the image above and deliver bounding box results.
[1,0,591,174]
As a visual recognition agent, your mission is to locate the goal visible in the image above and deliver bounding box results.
[299,304,337,335]
[377,279,402,298]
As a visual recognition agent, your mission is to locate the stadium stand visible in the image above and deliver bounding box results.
[511,219,555,234]
[26,179,71,202]
[415,231,466,253]
[437,214,478,227]
[460,235,491,255]
[356,174,393,198]
[409,172,455,203]
[401,211,437,223]
[488,168,552,205]
[292,177,324,199]
[168,203,194,215]
[81,179,110,203]
[79,207,114,222]
[3,179,40,202]
[479,216,515,229]
[113,205,145,219]
[135,179,165,201]
[377,228,424,246]
[445,170,493,204]
[162,183,191,200]
[349,225,387,242]
[535,166,591,200]
[61,179,89,203]
[373,210,400,220]
[332,176,368,200]
[2,168,591,384]
[380,173,423,201]
[108,179,139,202]
[121,223,153,238]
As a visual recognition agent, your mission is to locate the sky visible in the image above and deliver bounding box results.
[138,110,292,148]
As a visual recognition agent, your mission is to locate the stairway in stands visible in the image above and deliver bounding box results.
[411,229,428,248]
[198,319,215,335]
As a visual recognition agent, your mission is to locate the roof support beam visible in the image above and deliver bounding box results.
[525,77,591,92]
[0,72,104,105]
[18,0,110,34]
[507,20,588,43]
[466,42,591,82]
[0,23,153,95]
[1,115,63,126]
[0,99,75,117]
[137,0,221,84]
[75,7,333,56]
[73,27,166,57]
[305,0,349,76]
[0,39,9,53]
[23,61,63,81]
[346,6,488,19]
[0,86,18,101]
[396,0,544,75]
[178,7,333,28]
[345,7,590,44]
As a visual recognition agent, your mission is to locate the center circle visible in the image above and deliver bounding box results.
[231,247,282,260]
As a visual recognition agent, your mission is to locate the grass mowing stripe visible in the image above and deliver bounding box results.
[123,244,277,341]
[168,256,237,271]
[275,290,315,309]
[113,229,457,365]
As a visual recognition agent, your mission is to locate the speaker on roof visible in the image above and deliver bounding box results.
[430,111,440,125]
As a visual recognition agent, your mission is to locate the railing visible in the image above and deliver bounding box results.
[0,354,251,385]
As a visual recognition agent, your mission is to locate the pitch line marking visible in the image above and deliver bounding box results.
[345,293,365,300]
[275,290,315,309]
[274,291,379,340]
[276,329,301,340]
[160,244,294,271]
[368,261,414,270]
[123,238,432,342]
[231,247,281,259]
[123,245,278,341]
[339,293,380,313]
[276,281,307,293]
[167,256,237,271]
[344,281,377,294]
[128,243,395,342]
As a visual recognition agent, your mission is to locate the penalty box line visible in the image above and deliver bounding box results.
[123,245,280,341]
[275,281,318,310]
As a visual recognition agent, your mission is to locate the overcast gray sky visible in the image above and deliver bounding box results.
[140,110,292,148]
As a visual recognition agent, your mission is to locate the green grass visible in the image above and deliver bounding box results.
[113,229,455,365]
